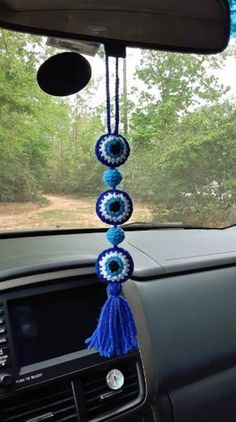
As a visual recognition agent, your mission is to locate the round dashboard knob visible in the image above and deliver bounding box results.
[106,369,125,390]
[0,373,13,387]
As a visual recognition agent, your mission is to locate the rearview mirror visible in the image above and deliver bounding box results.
[0,0,230,54]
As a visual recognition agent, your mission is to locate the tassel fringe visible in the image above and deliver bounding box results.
[86,284,137,358]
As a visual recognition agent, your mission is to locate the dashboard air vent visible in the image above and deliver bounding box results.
[80,357,144,421]
[1,380,78,422]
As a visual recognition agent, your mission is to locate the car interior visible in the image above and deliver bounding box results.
[0,0,236,421]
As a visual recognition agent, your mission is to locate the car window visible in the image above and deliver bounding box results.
[0,29,235,230]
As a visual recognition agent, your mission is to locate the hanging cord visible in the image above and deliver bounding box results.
[114,57,120,135]
[105,55,120,135]
[105,55,111,134]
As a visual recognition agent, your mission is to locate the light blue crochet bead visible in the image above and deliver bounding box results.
[103,168,123,188]
[107,226,125,246]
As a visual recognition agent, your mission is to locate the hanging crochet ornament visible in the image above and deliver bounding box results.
[86,55,137,358]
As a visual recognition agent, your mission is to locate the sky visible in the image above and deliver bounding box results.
[86,41,236,105]
[46,37,236,112]
[220,55,236,94]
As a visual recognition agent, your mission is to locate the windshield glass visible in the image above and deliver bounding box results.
[0,29,235,231]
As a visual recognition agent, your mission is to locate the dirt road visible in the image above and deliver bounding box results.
[0,194,153,231]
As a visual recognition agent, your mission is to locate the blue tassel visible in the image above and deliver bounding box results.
[86,283,137,357]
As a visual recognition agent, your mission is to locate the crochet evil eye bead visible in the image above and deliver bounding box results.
[103,168,123,188]
[95,134,130,167]
[107,226,125,246]
[96,247,134,283]
[96,189,133,225]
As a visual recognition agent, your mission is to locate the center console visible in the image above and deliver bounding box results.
[0,273,148,421]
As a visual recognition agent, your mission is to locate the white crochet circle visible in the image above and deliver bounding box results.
[99,191,132,224]
[99,250,131,282]
[99,136,129,166]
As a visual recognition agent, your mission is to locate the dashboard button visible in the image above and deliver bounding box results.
[0,373,13,387]
[0,319,5,325]
[0,347,9,357]
[0,309,4,315]
[0,337,7,345]
[0,328,6,335]
[0,356,11,368]
[0,347,11,368]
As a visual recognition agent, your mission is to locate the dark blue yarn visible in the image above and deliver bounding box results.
[114,57,120,135]
[85,283,138,357]
[105,56,120,135]
[105,55,111,134]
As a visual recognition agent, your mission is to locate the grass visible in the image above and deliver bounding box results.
[39,210,77,220]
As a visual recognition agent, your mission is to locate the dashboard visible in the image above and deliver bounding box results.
[0,227,236,421]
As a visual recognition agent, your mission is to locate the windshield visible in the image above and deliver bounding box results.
[0,29,235,231]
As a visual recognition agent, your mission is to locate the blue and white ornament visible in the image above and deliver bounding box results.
[86,54,137,358]
[95,134,130,167]
[96,247,134,284]
[96,189,133,225]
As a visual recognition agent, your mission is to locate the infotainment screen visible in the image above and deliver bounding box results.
[8,283,106,366]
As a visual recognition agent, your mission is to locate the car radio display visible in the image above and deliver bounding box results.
[8,283,106,366]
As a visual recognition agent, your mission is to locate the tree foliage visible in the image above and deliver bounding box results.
[0,30,103,202]
[125,49,236,226]
[0,30,70,201]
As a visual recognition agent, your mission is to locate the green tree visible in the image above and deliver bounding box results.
[46,92,105,196]
[0,30,71,201]
[126,49,236,226]
[155,102,236,225]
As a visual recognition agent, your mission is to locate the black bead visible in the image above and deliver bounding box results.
[110,201,121,212]
[109,261,120,272]
[110,141,122,155]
